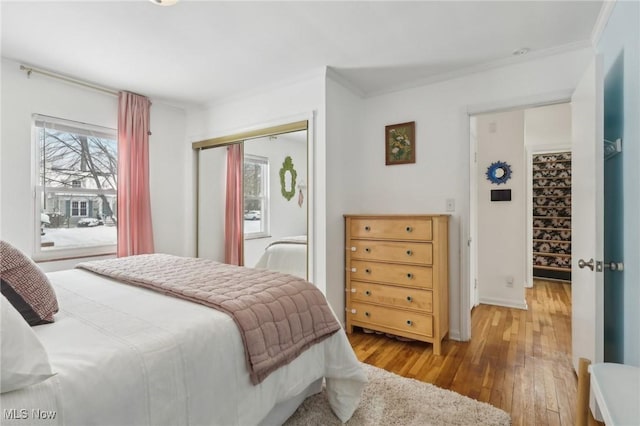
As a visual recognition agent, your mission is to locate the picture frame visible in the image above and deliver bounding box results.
[385,121,415,165]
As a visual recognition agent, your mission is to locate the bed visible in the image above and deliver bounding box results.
[0,252,366,426]
[254,236,307,279]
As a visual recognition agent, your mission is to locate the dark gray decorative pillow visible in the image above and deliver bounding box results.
[0,241,58,325]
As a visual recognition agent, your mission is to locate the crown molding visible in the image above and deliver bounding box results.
[363,40,593,99]
[325,67,365,98]
[591,0,617,46]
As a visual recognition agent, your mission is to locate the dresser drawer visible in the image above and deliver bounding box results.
[349,302,433,337]
[349,240,432,265]
[350,260,433,288]
[350,218,432,241]
[351,281,433,312]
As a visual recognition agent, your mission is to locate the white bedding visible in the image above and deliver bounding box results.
[254,236,307,279]
[0,269,366,426]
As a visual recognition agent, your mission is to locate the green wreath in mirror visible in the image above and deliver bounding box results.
[279,156,297,201]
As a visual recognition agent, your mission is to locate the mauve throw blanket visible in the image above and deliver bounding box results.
[76,254,340,385]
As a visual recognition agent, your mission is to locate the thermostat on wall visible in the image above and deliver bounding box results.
[491,189,511,201]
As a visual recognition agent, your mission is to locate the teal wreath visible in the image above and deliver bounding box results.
[486,161,512,185]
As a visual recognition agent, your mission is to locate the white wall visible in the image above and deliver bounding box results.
[148,102,189,256]
[243,133,308,267]
[524,103,571,148]
[0,58,188,269]
[325,76,364,323]
[338,48,593,340]
[476,110,527,308]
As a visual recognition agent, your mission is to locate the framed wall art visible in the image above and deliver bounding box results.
[385,121,415,165]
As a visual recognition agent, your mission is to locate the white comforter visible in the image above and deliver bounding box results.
[254,236,307,279]
[0,269,366,426]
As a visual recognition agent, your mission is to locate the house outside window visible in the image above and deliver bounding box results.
[34,114,117,258]
[244,154,269,238]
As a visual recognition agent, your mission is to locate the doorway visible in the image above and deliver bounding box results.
[469,102,572,312]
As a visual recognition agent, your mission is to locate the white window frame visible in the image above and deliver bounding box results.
[33,114,117,261]
[244,154,270,239]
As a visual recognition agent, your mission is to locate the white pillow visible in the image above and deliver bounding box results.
[1,295,54,393]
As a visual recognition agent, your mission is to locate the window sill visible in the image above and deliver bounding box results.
[33,245,117,263]
[245,233,272,241]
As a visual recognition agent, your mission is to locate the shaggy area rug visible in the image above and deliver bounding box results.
[285,363,511,426]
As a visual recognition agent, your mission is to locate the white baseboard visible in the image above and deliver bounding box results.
[478,297,528,310]
[448,330,462,342]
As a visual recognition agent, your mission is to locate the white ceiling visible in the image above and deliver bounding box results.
[1,1,603,107]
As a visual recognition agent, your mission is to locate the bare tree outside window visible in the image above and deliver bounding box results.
[35,116,117,254]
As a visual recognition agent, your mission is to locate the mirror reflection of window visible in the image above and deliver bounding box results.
[243,154,269,238]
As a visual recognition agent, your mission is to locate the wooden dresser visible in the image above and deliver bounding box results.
[344,214,449,355]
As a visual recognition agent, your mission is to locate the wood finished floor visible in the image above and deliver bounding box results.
[347,279,582,426]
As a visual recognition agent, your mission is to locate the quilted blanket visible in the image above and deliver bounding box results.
[76,254,340,385]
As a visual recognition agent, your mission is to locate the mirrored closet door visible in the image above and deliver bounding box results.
[194,122,309,279]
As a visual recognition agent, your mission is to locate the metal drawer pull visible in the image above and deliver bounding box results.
[351,268,356,273]
[365,268,372,274]
[406,296,413,302]
[406,320,413,326]
[365,290,371,296]
[406,249,413,256]
[351,246,356,252]
[365,311,371,317]
[365,247,371,253]
[406,226,413,233]
[406,273,414,279]
[364,226,371,232]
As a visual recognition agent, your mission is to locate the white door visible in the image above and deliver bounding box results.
[571,56,604,371]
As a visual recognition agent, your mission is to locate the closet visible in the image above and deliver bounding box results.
[532,151,572,281]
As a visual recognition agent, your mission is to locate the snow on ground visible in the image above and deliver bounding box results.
[41,220,261,250]
[41,226,116,250]
[244,220,261,234]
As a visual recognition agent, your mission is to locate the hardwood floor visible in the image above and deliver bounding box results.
[348,279,582,425]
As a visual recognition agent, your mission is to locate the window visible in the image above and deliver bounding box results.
[243,154,269,238]
[34,115,117,258]
[70,201,88,217]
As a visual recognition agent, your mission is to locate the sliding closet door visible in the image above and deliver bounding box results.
[197,147,227,261]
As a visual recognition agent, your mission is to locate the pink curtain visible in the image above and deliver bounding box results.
[224,143,244,266]
[117,91,154,257]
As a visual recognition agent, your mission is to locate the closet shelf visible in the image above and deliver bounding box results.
[533,265,571,272]
[533,159,572,164]
[533,176,572,181]
[532,185,572,190]
[532,151,572,278]
[533,216,571,220]
[534,252,571,258]
[533,238,571,244]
